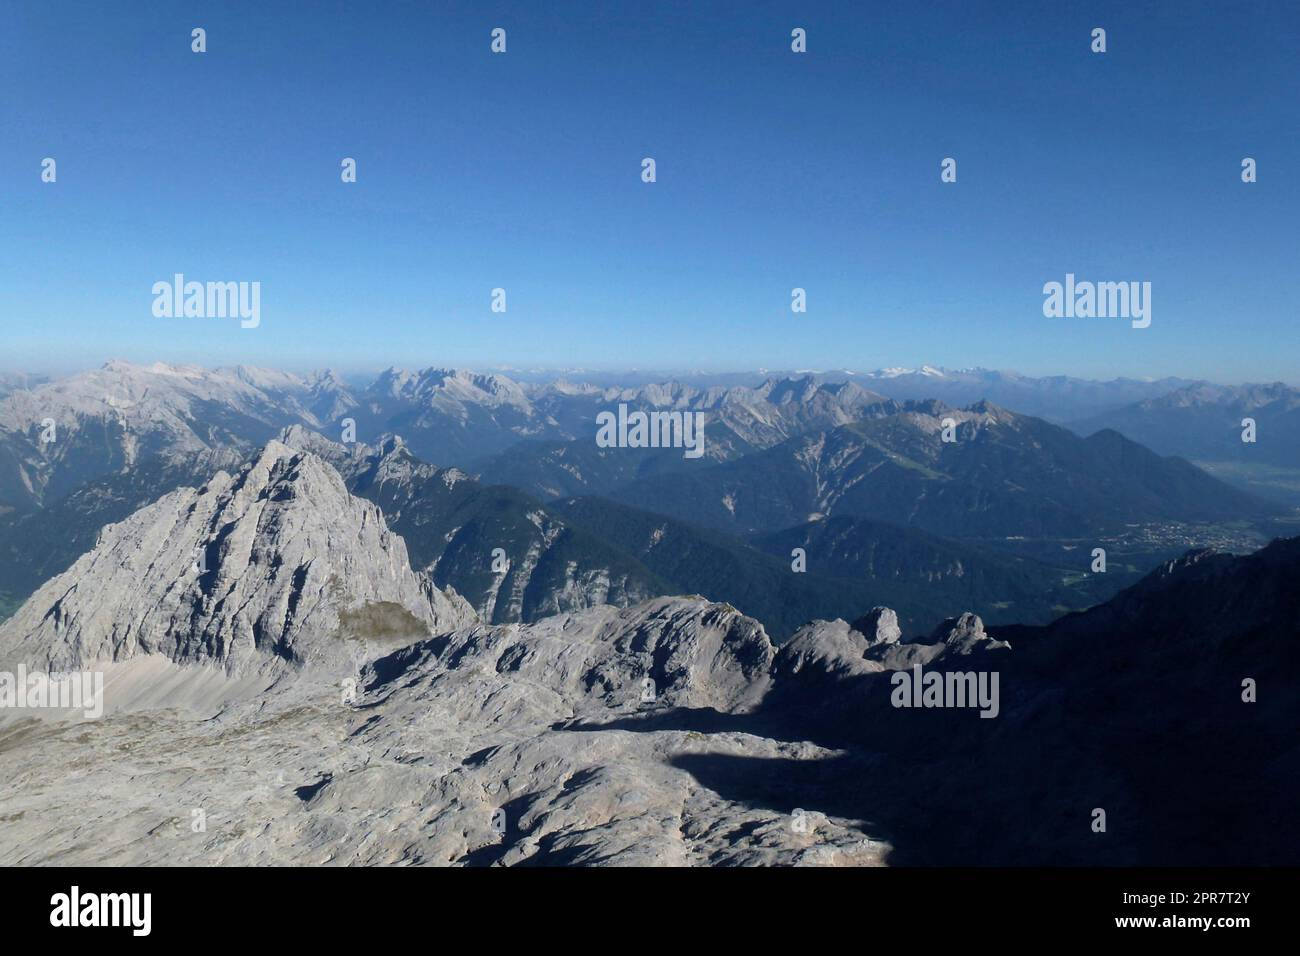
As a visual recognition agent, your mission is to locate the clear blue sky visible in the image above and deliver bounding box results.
[2,0,1297,382]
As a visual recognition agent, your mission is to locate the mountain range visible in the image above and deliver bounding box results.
[478,365,1204,422]
[0,362,1227,511]
[602,401,1276,538]
[0,362,1286,640]
[1071,382,1300,465]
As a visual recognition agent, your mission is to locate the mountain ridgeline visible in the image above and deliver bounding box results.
[0,425,1176,642]
[601,402,1275,537]
[0,362,1285,642]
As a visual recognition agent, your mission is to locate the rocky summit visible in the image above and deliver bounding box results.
[0,441,472,678]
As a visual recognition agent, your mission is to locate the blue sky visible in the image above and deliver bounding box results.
[2,0,1297,382]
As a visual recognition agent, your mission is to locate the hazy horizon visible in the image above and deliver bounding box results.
[2,356,1296,391]
[3,345,1295,388]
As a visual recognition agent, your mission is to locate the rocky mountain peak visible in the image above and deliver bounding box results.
[931,612,1008,654]
[275,424,366,468]
[0,441,474,676]
[851,607,903,646]
[963,399,1019,424]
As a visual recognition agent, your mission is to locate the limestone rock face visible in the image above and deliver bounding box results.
[273,426,663,627]
[0,441,473,676]
[771,619,883,686]
[852,607,902,646]
[402,595,776,718]
[0,592,888,867]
